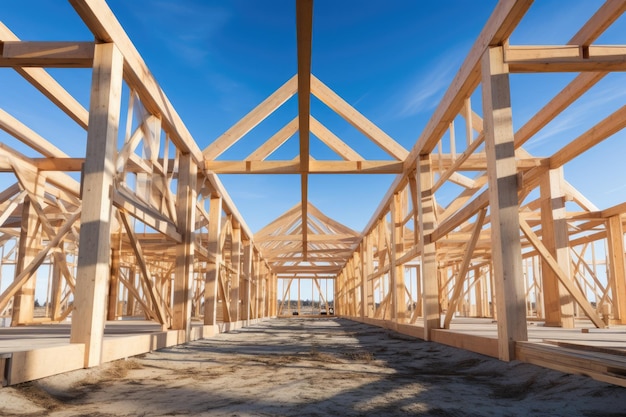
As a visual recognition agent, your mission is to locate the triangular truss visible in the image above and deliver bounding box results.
[256,202,360,279]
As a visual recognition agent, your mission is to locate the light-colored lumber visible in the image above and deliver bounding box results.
[443,208,486,328]
[606,215,626,323]
[482,45,527,361]
[0,41,94,67]
[69,42,123,368]
[204,195,222,325]
[520,219,605,328]
[172,153,196,336]
[118,212,166,325]
[539,168,574,327]
[417,155,439,339]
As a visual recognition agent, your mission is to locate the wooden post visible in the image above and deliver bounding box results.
[390,193,407,323]
[229,222,241,322]
[126,266,136,316]
[172,153,197,335]
[417,158,439,339]
[49,257,63,321]
[70,42,123,367]
[107,239,120,321]
[540,167,575,327]
[204,194,222,325]
[482,45,527,361]
[607,215,626,323]
[241,241,252,322]
[11,188,42,325]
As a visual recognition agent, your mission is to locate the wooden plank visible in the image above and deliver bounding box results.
[417,155,439,339]
[607,215,626,323]
[0,41,94,67]
[539,167,574,327]
[172,153,196,335]
[8,344,85,385]
[69,43,123,368]
[296,0,313,260]
[119,211,167,326]
[0,22,89,129]
[0,210,80,315]
[206,159,404,174]
[311,75,408,160]
[519,219,605,328]
[482,45,527,361]
[390,193,407,323]
[443,208,487,328]
[204,195,222,325]
[506,46,626,72]
[230,224,242,322]
[203,76,297,159]
[112,188,181,242]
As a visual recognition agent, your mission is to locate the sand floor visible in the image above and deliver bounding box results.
[1,318,625,416]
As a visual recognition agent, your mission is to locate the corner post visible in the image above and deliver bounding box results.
[70,42,123,367]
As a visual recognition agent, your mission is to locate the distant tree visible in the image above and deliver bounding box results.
[34,299,41,308]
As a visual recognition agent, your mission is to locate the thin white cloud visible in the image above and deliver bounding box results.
[526,80,626,151]
[391,45,467,119]
[126,1,231,67]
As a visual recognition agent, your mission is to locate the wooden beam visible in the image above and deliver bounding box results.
[119,211,167,325]
[539,167,574,327]
[205,160,403,174]
[0,210,80,315]
[172,153,196,335]
[607,215,626,323]
[230,223,242,322]
[443,208,487,328]
[297,0,313,260]
[0,41,94,67]
[506,45,626,72]
[203,76,298,159]
[112,188,181,242]
[69,43,123,368]
[520,219,605,328]
[417,156,439,339]
[482,45,527,361]
[204,195,222,325]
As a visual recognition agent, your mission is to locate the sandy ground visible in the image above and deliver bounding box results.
[1,318,625,417]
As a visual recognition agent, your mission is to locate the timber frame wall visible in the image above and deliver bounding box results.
[0,0,625,383]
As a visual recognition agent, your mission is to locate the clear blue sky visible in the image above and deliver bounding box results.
[1,0,625,236]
